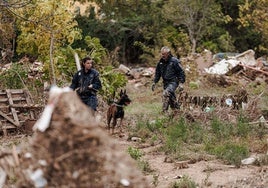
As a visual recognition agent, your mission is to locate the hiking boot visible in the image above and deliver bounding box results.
[162,96,169,112]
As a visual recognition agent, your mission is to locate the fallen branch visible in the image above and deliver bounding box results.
[248,121,268,125]
[239,63,268,76]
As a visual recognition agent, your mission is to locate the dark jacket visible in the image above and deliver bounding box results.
[154,55,185,84]
[70,68,102,96]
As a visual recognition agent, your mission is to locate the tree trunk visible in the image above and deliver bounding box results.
[50,32,56,85]
[191,38,196,54]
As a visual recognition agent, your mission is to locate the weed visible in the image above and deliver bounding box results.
[152,174,159,187]
[187,122,205,144]
[207,143,249,167]
[236,113,251,137]
[169,175,197,188]
[148,117,169,132]
[127,146,143,160]
[127,146,153,173]
[137,159,154,174]
[150,135,159,146]
[210,117,233,140]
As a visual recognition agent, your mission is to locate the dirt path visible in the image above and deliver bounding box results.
[112,131,267,188]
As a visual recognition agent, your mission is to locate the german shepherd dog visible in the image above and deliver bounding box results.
[107,89,131,134]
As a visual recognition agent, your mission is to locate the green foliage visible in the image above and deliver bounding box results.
[84,36,107,64]
[187,123,205,144]
[14,0,82,84]
[238,0,268,54]
[163,0,224,53]
[0,62,43,92]
[137,159,154,174]
[0,62,46,103]
[170,175,197,188]
[127,146,143,160]
[0,7,15,63]
[207,143,249,166]
[162,118,188,155]
[52,46,78,82]
[167,118,189,142]
[0,63,28,89]
[210,117,234,140]
[127,146,153,173]
[3,0,268,69]
[236,113,251,137]
[159,26,191,57]
[201,32,236,53]
[126,95,267,167]
[217,32,236,52]
[147,118,167,132]
[99,66,128,103]
[16,0,81,59]
[189,81,199,89]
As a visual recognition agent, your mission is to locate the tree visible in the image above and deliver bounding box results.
[75,0,167,65]
[0,0,31,63]
[163,0,224,53]
[14,0,81,84]
[238,0,268,55]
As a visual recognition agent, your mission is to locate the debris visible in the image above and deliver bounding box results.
[1,89,151,188]
[0,89,42,135]
[205,59,240,75]
[225,98,233,107]
[119,64,131,75]
[241,157,256,165]
[131,137,142,142]
[120,179,130,187]
[32,85,72,132]
[174,161,189,169]
[173,175,182,179]
[0,168,7,188]
[28,168,47,188]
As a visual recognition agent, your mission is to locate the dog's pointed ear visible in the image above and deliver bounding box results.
[124,89,126,94]
[120,89,123,96]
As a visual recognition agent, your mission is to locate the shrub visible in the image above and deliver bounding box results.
[207,143,249,167]
[169,175,197,188]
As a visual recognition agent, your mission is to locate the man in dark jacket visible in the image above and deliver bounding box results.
[70,57,102,112]
[152,46,185,113]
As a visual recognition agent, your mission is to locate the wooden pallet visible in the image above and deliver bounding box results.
[0,89,43,135]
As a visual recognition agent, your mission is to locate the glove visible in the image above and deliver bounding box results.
[178,83,184,92]
[151,83,156,91]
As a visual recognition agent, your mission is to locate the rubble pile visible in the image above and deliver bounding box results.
[178,89,248,110]
[179,89,264,124]
[0,90,150,188]
[203,50,268,84]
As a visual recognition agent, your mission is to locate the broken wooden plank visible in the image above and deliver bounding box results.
[23,89,35,119]
[0,89,24,95]
[0,97,26,103]
[6,89,20,126]
[239,63,268,76]
[9,104,43,109]
[0,110,19,127]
